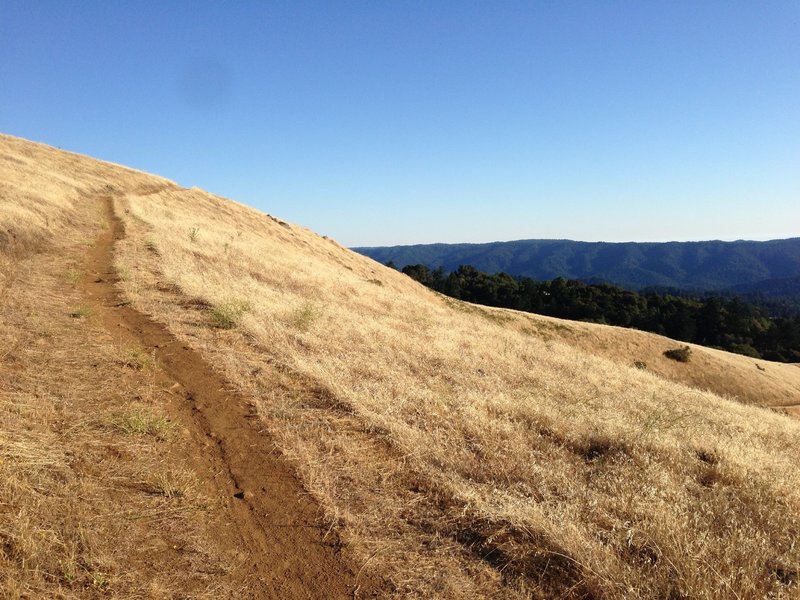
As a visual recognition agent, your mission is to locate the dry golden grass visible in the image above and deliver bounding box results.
[108,165,800,596]
[4,133,800,598]
[0,134,239,598]
[536,310,800,410]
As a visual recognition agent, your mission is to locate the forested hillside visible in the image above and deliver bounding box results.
[355,238,800,291]
[400,264,800,362]
[723,276,800,316]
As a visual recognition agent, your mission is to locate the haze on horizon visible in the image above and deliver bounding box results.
[1,1,798,247]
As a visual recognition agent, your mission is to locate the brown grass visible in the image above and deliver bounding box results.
[109,164,800,596]
[0,134,238,598]
[4,133,800,598]
[542,312,800,409]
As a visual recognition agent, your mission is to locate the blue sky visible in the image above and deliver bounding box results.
[1,1,798,246]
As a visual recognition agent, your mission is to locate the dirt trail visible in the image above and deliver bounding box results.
[80,195,376,598]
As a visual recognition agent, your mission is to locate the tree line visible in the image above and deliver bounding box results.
[394,263,800,363]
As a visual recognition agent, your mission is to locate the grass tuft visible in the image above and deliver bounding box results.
[116,266,131,281]
[289,302,320,332]
[64,267,80,284]
[91,572,109,589]
[208,301,249,329]
[145,468,197,499]
[112,407,173,439]
[120,346,153,370]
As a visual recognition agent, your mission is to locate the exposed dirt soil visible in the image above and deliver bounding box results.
[77,195,379,598]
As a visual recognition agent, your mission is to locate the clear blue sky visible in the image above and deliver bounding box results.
[2,1,798,246]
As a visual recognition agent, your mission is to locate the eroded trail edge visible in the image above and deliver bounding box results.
[81,195,371,599]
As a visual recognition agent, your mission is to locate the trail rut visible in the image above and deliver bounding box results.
[80,195,376,598]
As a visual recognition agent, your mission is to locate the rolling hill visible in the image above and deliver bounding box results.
[354,238,800,292]
[3,133,800,599]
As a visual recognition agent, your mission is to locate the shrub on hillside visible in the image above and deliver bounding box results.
[663,345,692,363]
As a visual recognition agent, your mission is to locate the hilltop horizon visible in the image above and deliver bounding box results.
[2,2,799,246]
[355,234,800,249]
[355,236,800,293]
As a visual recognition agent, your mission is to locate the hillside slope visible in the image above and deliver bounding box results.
[0,134,372,598]
[3,133,800,599]
[354,238,800,291]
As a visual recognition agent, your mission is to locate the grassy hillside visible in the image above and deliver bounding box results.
[0,136,247,598]
[354,238,800,291]
[0,135,370,599]
[4,134,800,598]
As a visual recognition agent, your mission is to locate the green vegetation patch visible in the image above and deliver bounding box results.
[289,302,321,332]
[208,300,249,329]
[120,346,153,370]
[112,406,173,439]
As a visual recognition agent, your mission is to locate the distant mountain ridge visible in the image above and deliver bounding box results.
[353,238,800,292]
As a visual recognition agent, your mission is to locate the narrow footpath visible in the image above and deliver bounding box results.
[79,194,375,599]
